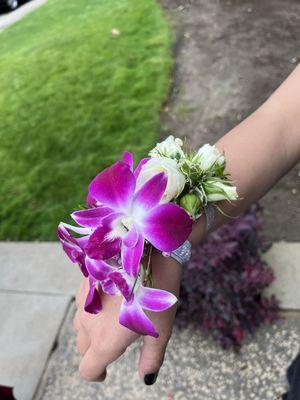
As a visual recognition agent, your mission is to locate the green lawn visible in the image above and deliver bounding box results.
[0,0,172,240]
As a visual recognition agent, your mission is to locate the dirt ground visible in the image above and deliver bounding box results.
[159,0,300,241]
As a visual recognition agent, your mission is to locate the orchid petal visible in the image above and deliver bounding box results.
[57,224,88,277]
[86,225,121,260]
[84,277,102,314]
[123,151,134,171]
[123,224,139,248]
[86,193,100,208]
[119,299,158,337]
[85,257,114,281]
[60,222,93,236]
[60,240,78,262]
[133,172,167,213]
[76,235,90,249]
[138,287,177,312]
[89,161,135,212]
[76,256,89,277]
[57,223,77,246]
[101,278,120,296]
[133,157,150,179]
[108,270,132,300]
[141,203,192,252]
[58,223,90,251]
[121,233,144,277]
[101,211,124,226]
[71,206,113,228]
[60,241,88,277]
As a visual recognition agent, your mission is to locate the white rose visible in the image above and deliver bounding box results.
[149,135,185,159]
[136,157,186,203]
[204,180,238,202]
[192,144,224,170]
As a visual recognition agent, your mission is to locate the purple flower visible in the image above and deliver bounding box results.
[109,269,177,337]
[57,223,105,314]
[84,276,102,314]
[57,152,192,336]
[57,222,90,277]
[72,153,192,277]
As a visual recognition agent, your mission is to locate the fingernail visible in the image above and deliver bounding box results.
[144,372,158,385]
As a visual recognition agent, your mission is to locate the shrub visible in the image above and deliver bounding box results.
[176,205,279,351]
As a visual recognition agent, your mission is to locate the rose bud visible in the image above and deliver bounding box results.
[179,193,201,219]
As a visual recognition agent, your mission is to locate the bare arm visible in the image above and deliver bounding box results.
[191,64,300,243]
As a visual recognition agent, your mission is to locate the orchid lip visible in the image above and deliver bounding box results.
[121,216,134,230]
[109,217,128,239]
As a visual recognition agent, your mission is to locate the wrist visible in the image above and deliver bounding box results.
[189,215,206,246]
[151,249,182,294]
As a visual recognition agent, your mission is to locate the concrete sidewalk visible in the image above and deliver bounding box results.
[0,241,299,400]
[37,305,300,400]
[0,243,82,400]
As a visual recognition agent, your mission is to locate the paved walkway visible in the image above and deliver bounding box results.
[0,243,81,400]
[0,0,46,31]
[0,242,299,400]
[37,305,300,400]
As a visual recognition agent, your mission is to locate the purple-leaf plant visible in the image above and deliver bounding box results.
[58,152,192,337]
[176,206,279,351]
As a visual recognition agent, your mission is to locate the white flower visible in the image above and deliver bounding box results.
[136,157,186,203]
[149,135,185,159]
[192,144,224,171]
[204,180,238,202]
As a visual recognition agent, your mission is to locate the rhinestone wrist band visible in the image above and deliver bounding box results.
[169,240,192,265]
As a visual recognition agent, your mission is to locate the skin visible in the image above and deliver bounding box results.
[75,64,300,383]
[75,250,181,382]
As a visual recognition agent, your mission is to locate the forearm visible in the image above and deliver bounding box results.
[190,64,300,244]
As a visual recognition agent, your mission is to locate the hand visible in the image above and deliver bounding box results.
[74,250,182,384]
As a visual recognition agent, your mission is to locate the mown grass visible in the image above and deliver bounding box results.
[0,0,172,240]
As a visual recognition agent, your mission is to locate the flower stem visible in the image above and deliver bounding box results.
[144,245,153,287]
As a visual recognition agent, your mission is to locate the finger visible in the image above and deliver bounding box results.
[79,346,111,382]
[138,332,170,385]
[79,325,135,382]
[76,328,91,356]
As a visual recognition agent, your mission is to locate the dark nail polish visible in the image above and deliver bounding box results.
[144,372,158,385]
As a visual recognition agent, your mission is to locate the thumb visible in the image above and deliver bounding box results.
[138,333,170,385]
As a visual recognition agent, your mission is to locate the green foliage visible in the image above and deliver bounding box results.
[0,0,172,239]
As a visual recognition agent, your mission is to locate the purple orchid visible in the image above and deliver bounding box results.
[57,223,90,277]
[108,269,177,337]
[57,223,104,314]
[77,254,177,337]
[58,151,192,336]
[72,152,192,277]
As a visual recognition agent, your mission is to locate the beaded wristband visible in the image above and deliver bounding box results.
[169,240,192,265]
